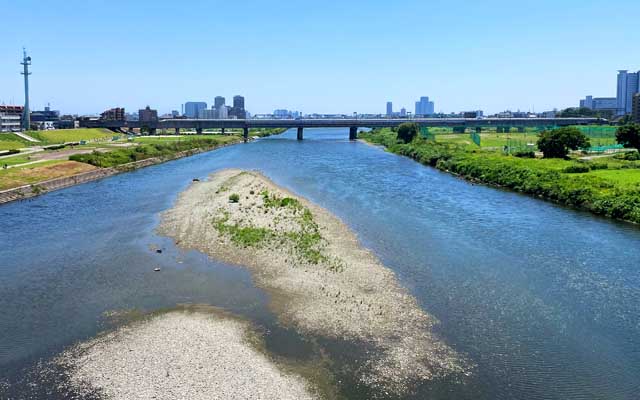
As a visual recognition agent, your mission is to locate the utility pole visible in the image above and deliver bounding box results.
[21,48,31,131]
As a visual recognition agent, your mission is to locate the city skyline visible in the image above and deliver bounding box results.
[1,0,639,115]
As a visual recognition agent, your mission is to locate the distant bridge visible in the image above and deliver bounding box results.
[81,118,606,141]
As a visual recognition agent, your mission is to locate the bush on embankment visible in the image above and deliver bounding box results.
[70,138,236,168]
[359,129,640,224]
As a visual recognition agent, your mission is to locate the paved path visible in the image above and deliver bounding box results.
[13,131,40,142]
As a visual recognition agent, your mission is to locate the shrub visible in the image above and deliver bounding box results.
[228,193,240,203]
[563,164,590,173]
[616,124,640,151]
[513,150,535,158]
[589,162,608,170]
[396,123,419,143]
[614,150,640,161]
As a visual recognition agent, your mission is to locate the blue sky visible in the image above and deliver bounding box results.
[1,0,639,115]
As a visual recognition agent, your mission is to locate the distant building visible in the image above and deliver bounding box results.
[31,106,60,129]
[184,101,207,118]
[580,95,617,113]
[400,107,406,117]
[386,102,393,117]
[171,110,180,118]
[199,108,217,119]
[463,111,483,118]
[0,105,23,132]
[217,105,228,119]
[273,109,301,119]
[214,96,225,109]
[100,107,125,121]
[229,95,246,119]
[633,93,640,123]
[414,96,435,116]
[233,95,244,110]
[139,106,158,123]
[55,115,77,129]
[125,112,139,121]
[617,70,640,115]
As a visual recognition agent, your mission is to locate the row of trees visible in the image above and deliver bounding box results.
[394,122,640,159]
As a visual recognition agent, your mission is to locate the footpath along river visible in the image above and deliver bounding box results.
[1,128,639,399]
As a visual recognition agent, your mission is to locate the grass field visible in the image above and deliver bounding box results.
[0,154,36,166]
[430,127,618,151]
[0,133,31,150]
[0,160,97,191]
[26,128,116,144]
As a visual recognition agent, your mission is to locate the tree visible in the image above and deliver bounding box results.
[396,122,419,143]
[616,123,640,151]
[537,127,590,158]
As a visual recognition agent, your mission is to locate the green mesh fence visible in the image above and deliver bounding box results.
[420,126,436,141]
[470,132,481,146]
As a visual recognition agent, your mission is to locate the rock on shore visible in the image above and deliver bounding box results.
[160,169,469,393]
[57,308,318,400]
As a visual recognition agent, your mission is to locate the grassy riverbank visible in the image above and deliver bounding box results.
[360,128,640,224]
[0,129,285,194]
[69,135,240,168]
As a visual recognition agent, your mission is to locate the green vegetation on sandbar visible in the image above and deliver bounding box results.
[359,127,640,224]
[70,136,241,168]
[213,190,333,266]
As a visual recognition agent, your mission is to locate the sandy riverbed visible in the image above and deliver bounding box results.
[56,307,319,400]
[159,169,468,393]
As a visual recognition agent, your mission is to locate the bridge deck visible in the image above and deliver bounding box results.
[82,117,605,131]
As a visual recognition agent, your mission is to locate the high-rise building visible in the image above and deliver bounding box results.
[633,93,640,123]
[184,101,207,118]
[616,70,640,115]
[386,102,393,117]
[214,96,226,109]
[229,95,246,119]
[233,95,244,110]
[415,96,435,116]
[400,107,406,117]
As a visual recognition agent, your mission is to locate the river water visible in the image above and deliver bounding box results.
[1,128,639,399]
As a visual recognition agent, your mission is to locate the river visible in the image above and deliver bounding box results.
[1,128,639,399]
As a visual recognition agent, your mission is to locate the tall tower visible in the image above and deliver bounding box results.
[21,48,32,131]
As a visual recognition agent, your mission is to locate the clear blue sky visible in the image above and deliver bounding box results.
[1,0,639,115]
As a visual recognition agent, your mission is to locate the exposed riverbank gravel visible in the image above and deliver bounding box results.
[159,169,468,393]
[56,308,318,400]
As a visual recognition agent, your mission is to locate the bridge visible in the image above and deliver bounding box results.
[81,117,606,141]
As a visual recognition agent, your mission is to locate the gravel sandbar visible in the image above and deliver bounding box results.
[159,169,468,393]
[57,308,318,400]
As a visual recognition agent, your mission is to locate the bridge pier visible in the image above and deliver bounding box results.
[349,126,358,140]
[149,128,157,135]
[221,127,225,135]
[196,127,203,135]
[175,128,180,135]
[297,127,304,141]
[243,127,249,142]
